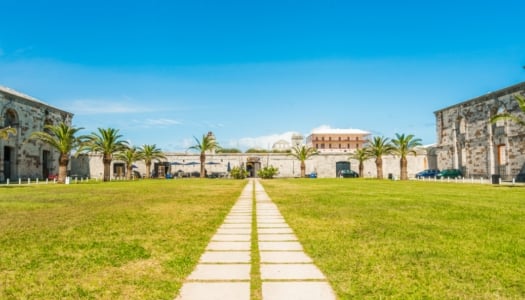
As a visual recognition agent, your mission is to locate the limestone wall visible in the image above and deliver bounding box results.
[77,151,430,179]
[0,88,73,181]
[434,81,525,180]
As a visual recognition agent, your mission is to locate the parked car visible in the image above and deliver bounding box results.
[415,169,440,179]
[340,169,359,178]
[436,169,462,179]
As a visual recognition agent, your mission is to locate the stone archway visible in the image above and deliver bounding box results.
[246,157,261,178]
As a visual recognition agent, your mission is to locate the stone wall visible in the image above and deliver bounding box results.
[434,81,525,180]
[75,151,430,180]
[0,87,73,181]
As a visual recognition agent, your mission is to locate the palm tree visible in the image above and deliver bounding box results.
[391,133,422,180]
[289,145,318,177]
[80,128,128,181]
[115,146,144,180]
[366,136,394,179]
[29,122,83,183]
[350,148,370,177]
[0,126,16,140]
[138,144,166,179]
[188,133,220,178]
[491,94,525,127]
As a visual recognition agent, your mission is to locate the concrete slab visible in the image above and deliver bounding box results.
[259,241,303,251]
[211,234,250,242]
[258,234,297,241]
[206,241,251,251]
[176,282,250,300]
[261,282,336,300]
[259,251,313,263]
[216,228,251,235]
[200,251,251,263]
[219,223,251,229]
[257,223,289,228]
[260,264,326,280]
[187,264,251,280]
[258,228,293,234]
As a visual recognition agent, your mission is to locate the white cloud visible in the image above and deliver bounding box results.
[143,118,182,126]
[228,131,301,150]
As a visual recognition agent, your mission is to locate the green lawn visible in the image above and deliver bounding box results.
[260,179,525,300]
[0,179,246,299]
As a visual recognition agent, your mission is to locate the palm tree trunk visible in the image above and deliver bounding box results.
[103,155,112,181]
[145,162,151,179]
[58,154,69,184]
[359,161,364,177]
[300,161,306,177]
[376,156,383,179]
[127,166,133,180]
[400,157,408,180]
[200,152,206,178]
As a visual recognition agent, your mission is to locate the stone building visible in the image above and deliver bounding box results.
[306,128,370,153]
[434,81,525,180]
[0,86,73,181]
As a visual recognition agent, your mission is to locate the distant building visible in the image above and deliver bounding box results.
[0,86,74,181]
[434,81,525,180]
[306,128,370,153]
[272,139,290,151]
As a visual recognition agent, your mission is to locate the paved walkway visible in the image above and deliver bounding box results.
[175,179,336,300]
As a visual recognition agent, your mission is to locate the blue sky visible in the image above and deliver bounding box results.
[1,0,524,151]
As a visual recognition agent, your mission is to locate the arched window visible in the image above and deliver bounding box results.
[458,117,466,134]
[495,106,506,127]
[4,109,18,127]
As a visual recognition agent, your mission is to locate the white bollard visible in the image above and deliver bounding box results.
[512,178,515,185]
[54,178,57,184]
[65,177,70,185]
[6,178,9,185]
[36,178,39,184]
[499,178,502,184]
[46,178,49,184]
[19,178,21,185]
[28,178,31,185]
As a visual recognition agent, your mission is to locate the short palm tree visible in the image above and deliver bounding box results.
[80,128,128,181]
[491,94,525,127]
[188,134,220,178]
[138,144,166,179]
[350,148,370,177]
[0,126,16,140]
[289,145,318,177]
[391,133,422,180]
[29,122,83,183]
[115,146,144,180]
[366,136,394,179]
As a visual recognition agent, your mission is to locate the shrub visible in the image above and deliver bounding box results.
[230,166,248,179]
[258,165,279,179]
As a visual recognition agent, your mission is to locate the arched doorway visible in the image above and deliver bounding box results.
[246,157,261,178]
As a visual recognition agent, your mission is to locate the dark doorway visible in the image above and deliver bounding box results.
[246,157,261,178]
[43,150,51,179]
[336,161,351,177]
[3,146,12,180]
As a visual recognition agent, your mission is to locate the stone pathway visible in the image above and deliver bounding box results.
[175,179,336,300]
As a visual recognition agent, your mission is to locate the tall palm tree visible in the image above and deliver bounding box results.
[80,128,128,181]
[188,133,220,178]
[29,122,83,183]
[115,146,144,180]
[138,144,166,179]
[391,133,422,180]
[366,136,394,179]
[289,145,318,177]
[491,94,525,127]
[0,126,16,140]
[350,148,370,177]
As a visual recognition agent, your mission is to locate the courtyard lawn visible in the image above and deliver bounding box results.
[260,179,525,300]
[0,179,246,299]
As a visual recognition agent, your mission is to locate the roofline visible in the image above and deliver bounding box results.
[0,85,74,117]
[434,81,525,115]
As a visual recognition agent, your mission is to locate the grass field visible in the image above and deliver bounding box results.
[0,179,246,299]
[260,179,525,299]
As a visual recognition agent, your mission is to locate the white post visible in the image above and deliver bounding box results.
[54,178,57,184]
[28,178,31,185]
[36,178,39,184]
[512,178,515,185]
[19,178,21,185]
[6,178,9,185]
[499,178,502,184]
[46,178,49,184]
